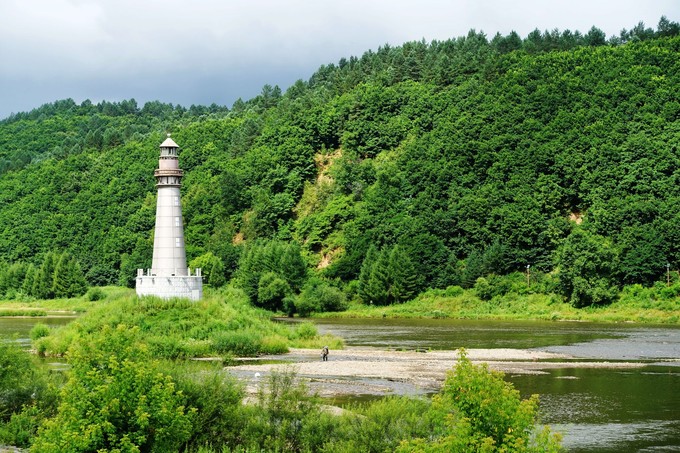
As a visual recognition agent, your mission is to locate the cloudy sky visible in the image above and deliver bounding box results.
[1,0,678,119]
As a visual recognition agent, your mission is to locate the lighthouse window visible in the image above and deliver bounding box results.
[175,238,181,247]
[175,217,180,227]
[174,196,179,206]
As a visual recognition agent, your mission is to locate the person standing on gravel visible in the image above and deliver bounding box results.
[321,346,329,361]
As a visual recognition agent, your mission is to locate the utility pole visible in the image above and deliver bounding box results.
[667,263,671,287]
[526,264,531,287]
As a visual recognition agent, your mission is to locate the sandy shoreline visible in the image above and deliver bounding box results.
[225,347,645,398]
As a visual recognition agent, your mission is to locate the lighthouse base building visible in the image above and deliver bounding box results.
[135,269,203,301]
[136,135,203,301]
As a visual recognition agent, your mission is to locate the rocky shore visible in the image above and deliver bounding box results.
[226,347,645,399]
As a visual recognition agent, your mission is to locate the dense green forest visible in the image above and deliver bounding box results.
[1,18,680,309]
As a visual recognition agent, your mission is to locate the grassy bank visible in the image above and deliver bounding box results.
[32,286,343,358]
[0,286,132,314]
[316,284,680,324]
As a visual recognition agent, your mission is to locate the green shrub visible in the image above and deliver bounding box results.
[296,277,348,316]
[31,325,195,453]
[474,277,493,301]
[398,350,562,452]
[85,287,106,301]
[212,330,262,356]
[443,285,464,297]
[169,362,246,448]
[659,283,680,300]
[327,396,435,452]
[0,342,45,422]
[293,321,318,340]
[241,369,334,452]
[29,322,50,341]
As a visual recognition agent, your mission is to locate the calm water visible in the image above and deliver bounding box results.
[312,318,680,452]
[0,316,76,347]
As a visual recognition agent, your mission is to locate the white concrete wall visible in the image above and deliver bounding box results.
[136,275,203,301]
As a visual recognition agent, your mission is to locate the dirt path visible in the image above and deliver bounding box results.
[226,347,645,398]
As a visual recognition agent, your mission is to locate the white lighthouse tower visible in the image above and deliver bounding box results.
[136,135,203,300]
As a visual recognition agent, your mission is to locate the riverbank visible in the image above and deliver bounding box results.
[227,347,646,399]
[314,287,680,324]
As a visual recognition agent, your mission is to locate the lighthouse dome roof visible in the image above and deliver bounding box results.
[160,135,179,148]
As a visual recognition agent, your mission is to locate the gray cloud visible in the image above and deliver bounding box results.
[1,0,678,118]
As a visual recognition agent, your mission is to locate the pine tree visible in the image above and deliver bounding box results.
[358,245,379,303]
[53,252,74,298]
[364,248,391,306]
[66,257,88,297]
[387,245,421,303]
[21,263,37,296]
[32,252,57,300]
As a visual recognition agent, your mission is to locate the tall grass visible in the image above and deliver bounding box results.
[34,286,342,358]
[322,279,680,324]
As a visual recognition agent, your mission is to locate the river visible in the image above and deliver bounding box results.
[3,316,679,451]
[311,318,680,452]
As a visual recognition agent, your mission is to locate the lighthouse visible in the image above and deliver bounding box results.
[136,135,203,300]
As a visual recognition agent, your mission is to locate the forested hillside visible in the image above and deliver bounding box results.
[1,18,679,309]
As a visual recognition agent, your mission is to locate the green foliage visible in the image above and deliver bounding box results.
[0,342,45,422]
[398,351,561,452]
[29,323,51,341]
[32,288,333,359]
[555,228,619,307]
[327,397,436,453]
[235,240,308,310]
[85,287,106,301]
[358,245,420,305]
[258,271,292,311]
[168,362,246,449]
[1,20,680,311]
[241,369,335,453]
[32,325,195,453]
[295,277,348,316]
[0,252,88,300]
[190,252,226,288]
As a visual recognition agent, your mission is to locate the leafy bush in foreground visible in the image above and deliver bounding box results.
[32,325,194,453]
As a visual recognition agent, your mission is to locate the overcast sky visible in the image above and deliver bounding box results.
[1,0,678,120]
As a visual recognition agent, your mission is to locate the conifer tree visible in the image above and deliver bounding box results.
[21,263,36,296]
[32,252,57,300]
[53,252,88,298]
[358,245,379,303]
[387,245,420,303]
[53,252,74,298]
[0,261,7,295]
[65,256,88,297]
[364,248,391,305]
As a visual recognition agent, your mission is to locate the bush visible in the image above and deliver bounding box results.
[212,330,263,356]
[398,350,562,452]
[241,369,335,452]
[29,323,50,341]
[293,322,318,340]
[296,277,348,316]
[0,342,45,422]
[443,285,464,297]
[327,397,435,452]
[85,287,106,301]
[474,277,493,301]
[169,362,246,448]
[31,325,195,453]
